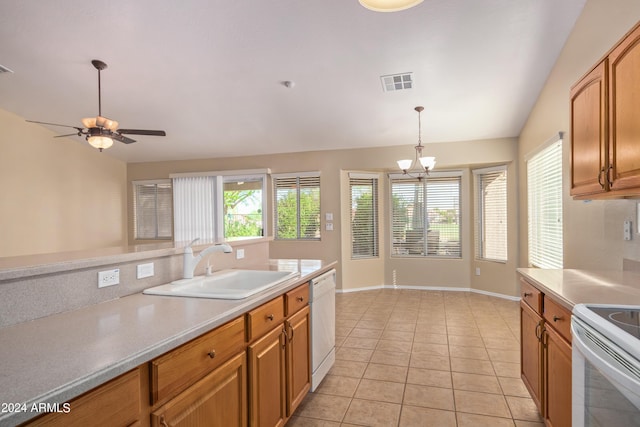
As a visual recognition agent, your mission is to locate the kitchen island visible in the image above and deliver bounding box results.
[0,259,336,426]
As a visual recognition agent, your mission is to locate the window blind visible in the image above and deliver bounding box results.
[349,175,379,258]
[527,139,563,268]
[133,181,172,239]
[390,174,461,258]
[474,166,507,262]
[172,176,218,244]
[273,173,320,240]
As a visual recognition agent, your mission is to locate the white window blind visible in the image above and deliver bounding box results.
[172,176,218,244]
[349,174,379,258]
[527,137,563,268]
[133,180,173,240]
[474,166,508,262]
[273,173,320,240]
[390,174,461,258]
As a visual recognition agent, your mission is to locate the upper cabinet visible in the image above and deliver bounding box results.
[571,22,640,198]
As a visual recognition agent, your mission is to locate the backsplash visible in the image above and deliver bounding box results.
[0,240,269,328]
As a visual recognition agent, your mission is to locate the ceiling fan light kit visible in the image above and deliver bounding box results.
[359,0,423,12]
[26,59,166,152]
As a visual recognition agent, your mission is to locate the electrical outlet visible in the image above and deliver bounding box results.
[98,269,120,288]
[475,267,481,276]
[624,220,632,241]
[137,262,154,279]
[236,249,245,260]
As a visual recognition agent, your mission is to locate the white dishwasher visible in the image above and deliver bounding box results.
[309,269,336,391]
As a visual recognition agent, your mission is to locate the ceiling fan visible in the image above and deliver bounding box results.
[27,59,166,152]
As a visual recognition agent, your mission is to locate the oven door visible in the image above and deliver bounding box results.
[572,316,640,427]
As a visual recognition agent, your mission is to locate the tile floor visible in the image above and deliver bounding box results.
[289,288,544,427]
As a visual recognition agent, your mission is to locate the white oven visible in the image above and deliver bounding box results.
[571,304,640,427]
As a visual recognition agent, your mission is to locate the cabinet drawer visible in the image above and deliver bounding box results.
[247,296,285,342]
[151,316,245,405]
[26,368,141,426]
[285,283,309,316]
[543,297,572,343]
[520,278,542,314]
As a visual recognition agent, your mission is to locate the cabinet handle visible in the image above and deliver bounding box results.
[598,167,606,189]
[535,323,542,341]
[266,314,274,321]
[286,321,294,341]
[607,165,614,188]
[160,415,169,427]
[523,292,532,297]
[553,315,563,322]
[296,296,304,302]
[208,349,216,359]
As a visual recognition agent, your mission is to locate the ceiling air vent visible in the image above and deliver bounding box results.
[381,72,412,92]
[0,64,14,75]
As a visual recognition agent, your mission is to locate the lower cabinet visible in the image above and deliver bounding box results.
[248,325,287,427]
[520,301,543,411]
[285,306,311,416]
[519,275,572,427]
[23,368,142,427]
[543,323,572,427]
[151,351,247,427]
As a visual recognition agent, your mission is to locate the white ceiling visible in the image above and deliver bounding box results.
[0,0,586,163]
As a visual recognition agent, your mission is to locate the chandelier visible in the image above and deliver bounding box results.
[397,106,436,179]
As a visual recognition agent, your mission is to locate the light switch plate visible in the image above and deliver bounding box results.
[325,222,334,231]
[325,212,333,221]
[137,262,154,279]
[236,249,245,259]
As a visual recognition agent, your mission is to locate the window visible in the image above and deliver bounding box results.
[223,175,265,239]
[349,173,379,258]
[273,172,320,240]
[133,180,173,240]
[474,166,508,262]
[171,169,268,244]
[391,173,461,257]
[527,136,563,268]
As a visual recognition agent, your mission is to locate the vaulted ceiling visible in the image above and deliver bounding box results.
[0,0,586,162]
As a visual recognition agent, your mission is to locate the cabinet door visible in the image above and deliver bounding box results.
[248,326,286,427]
[570,60,608,197]
[609,24,640,192]
[543,325,572,427]
[520,301,543,412]
[285,305,311,416]
[150,351,247,427]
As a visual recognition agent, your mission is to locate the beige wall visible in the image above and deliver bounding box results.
[518,0,640,271]
[0,109,127,258]
[128,137,519,293]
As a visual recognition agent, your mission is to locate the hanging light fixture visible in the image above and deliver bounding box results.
[359,0,423,12]
[397,106,436,179]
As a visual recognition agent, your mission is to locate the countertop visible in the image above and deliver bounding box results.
[517,268,640,310]
[0,259,335,426]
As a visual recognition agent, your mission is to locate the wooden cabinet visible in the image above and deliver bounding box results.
[248,283,311,427]
[543,323,572,427]
[151,351,247,427]
[25,368,142,427]
[520,300,543,411]
[248,323,287,427]
[519,276,572,427]
[285,306,311,415]
[571,21,640,198]
[151,316,245,405]
[570,61,608,197]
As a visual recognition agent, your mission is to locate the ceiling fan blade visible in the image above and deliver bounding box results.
[117,129,166,136]
[111,133,137,144]
[54,133,82,138]
[26,120,83,131]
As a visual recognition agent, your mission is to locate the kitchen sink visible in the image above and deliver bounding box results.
[143,269,300,299]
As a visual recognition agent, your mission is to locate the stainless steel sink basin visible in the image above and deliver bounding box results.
[143,269,300,299]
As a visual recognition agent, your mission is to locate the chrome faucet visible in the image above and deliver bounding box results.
[182,238,233,279]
